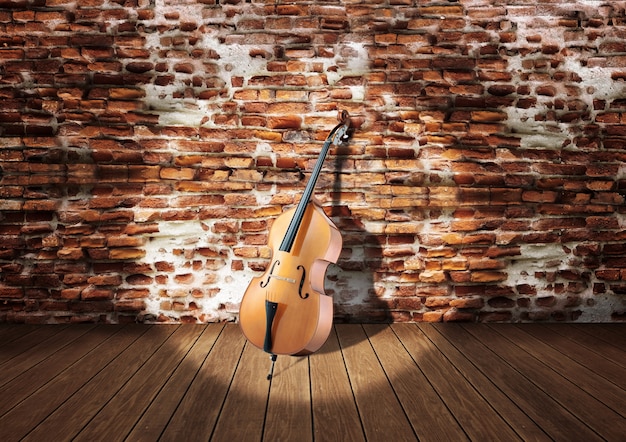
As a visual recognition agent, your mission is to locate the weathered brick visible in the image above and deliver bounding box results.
[267,115,302,130]
[109,249,146,260]
[160,167,194,181]
[81,286,114,300]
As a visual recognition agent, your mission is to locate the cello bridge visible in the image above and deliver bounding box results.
[268,274,296,284]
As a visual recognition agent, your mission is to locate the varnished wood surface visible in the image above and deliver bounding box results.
[0,323,624,441]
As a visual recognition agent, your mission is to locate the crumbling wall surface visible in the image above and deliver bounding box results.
[0,0,625,323]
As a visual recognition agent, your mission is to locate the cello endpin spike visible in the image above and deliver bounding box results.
[267,354,277,381]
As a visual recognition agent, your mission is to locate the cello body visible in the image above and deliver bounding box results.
[239,199,342,355]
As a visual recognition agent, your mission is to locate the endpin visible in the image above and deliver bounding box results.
[267,354,277,381]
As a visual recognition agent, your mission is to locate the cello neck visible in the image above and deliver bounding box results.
[279,111,350,253]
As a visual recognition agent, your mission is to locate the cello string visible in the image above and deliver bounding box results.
[279,119,347,253]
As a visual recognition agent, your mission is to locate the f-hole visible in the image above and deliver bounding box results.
[260,260,280,288]
[297,265,309,299]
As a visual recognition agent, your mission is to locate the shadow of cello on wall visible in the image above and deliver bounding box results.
[326,140,392,325]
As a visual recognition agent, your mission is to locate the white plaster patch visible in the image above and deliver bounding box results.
[577,294,624,322]
[510,244,569,276]
[140,31,215,127]
[325,41,370,85]
[564,57,626,102]
[146,103,211,127]
[616,211,626,230]
[349,85,365,101]
[504,243,623,321]
[327,263,372,308]
[344,42,370,74]
[507,244,571,298]
[206,36,271,80]
[502,1,626,150]
[254,191,275,207]
[137,220,242,322]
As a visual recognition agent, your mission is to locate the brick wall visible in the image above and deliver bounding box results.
[1,0,625,324]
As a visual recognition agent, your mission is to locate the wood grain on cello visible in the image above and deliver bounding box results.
[239,111,351,377]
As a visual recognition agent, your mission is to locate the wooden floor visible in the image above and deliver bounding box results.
[0,323,624,441]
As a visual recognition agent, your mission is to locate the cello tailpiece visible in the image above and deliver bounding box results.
[263,300,278,353]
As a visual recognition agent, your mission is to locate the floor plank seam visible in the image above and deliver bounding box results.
[420,324,514,441]
[477,325,608,441]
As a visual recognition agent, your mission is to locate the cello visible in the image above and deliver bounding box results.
[239,110,351,379]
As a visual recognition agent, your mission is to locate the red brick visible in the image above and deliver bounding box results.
[109,249,146,260]
[115,299,146,312]
[160,167,195,180]
[443,309,475,322]
[109,88,145,100]
[267,115,302,129]
[81,286,113,300]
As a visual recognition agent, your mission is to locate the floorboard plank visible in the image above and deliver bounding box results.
[431,324,599,441]
[336,324,417,442]
[510,324,626,417]
[21,325,176,442]
[158,324,245,442]
[543,324,626,374]
[126,323,226,442]
[74,324,207,442]
[470,324,622,441]
[0,325,145,442]
[491,326,626,440]
[0,324,38,347]
[587,324,626,348]
[0,325,77,385]
[419,324,548,441]
[393,324,523,441]
[310,328,365,442]
[0,325,69,368]
[263,354,312,442]
[364,324,469,442]
[0,325,117,417]
[209,341,271,441]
